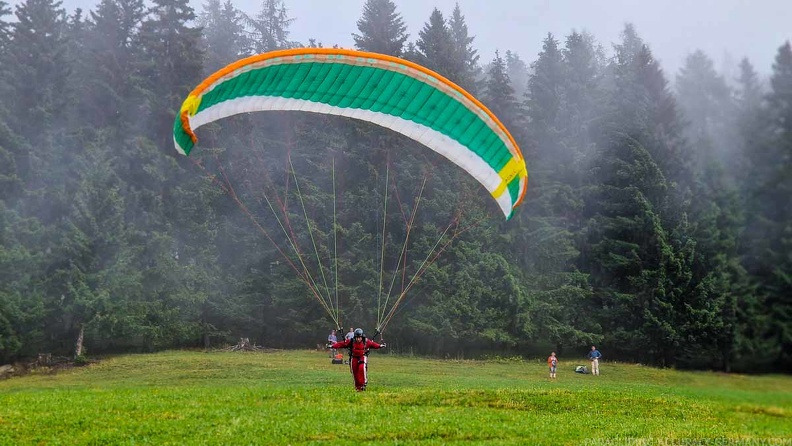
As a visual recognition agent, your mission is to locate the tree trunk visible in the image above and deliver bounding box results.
[75,324,84,358]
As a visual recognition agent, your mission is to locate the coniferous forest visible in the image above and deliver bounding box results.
[1,0,790,373]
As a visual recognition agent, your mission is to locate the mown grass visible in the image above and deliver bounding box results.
[0,350,790,445]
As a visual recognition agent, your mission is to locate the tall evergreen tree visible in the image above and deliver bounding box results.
[447,3,479,93]
[412,9,459,83]
[731,58,764,187]
[136,0,203,146]
[515,31,602,353]
[725,58,770,370]
[73,0,146,134]
[560,31,603,164]
[609,25,691,184]
[244,0,294,53]
[3,0,79,244]
[676,50,736,173]
[198,0,246,73]
[581,134,685,364]
[742,41,792,370]
[504,50,529,101]
[673,49,752,370]
[5,0,71,150]
[735,58,764,112]
[524,33,563,166]
[352,0,407,57]
[581,25,699,366]
[683,150,748,370]
[483,50,519,133]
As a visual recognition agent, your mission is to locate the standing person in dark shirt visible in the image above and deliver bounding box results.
[588,346,602,376]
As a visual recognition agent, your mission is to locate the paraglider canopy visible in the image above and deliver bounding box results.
[173,48,528,219]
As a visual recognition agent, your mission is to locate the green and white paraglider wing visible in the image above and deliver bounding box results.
[173,48,528,218]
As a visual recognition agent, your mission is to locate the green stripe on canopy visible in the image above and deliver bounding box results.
[174,49,527,218]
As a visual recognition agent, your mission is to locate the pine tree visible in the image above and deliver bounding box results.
[136,0,203,146]
[504,50,529,101]
[610,25,691,183]
[672,49,753,370]
[731,58,764,187]
[743,41,792,370]
[447,3,479,94]
[581,134,684,364]
[676,50,736,174]
[524,33,564,167]
[3,0,79,236]
[198,0,246,73]
[244,0,294,53]
[483,50,520,133]
[736,58,763,112]
[413,9,459,83]
[583,25,699,366]
[72,0,146,134]
[511,31,602,353]
[560,31,603,164]
[352,0,407,57]
[5,0,71,148]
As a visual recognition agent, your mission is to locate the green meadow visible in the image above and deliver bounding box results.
[0,350,790,445]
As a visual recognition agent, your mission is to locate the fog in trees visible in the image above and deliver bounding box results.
[0,0,789,373]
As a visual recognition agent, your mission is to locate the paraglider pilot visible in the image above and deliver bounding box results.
[328,328,385,391]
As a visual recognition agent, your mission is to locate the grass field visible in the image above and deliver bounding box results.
[0,349,790,445]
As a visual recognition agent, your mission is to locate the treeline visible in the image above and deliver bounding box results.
[0,0,789,372]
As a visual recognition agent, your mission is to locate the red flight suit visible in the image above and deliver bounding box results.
[331,337,383,391]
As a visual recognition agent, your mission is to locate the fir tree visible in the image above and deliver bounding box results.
[5,0,71,147]
[743,41,792,370]
[447,3,479,93]
[610,25,690,181]
[198,0,246,73]
[512,31,602,353]
[413,9,459,83]
[581,134,682,364]
[732,58,764,187]
[504,50,529,100]
[560,31,603,164]
[244,0,294,53]
[524,33,564,167]
[76,0,146,134]
[483,50,519,133]
[136,0,203,146]
[585,25,698,366]
[352,0,408,57]
[676,50,736,173]
[736,58,763,112]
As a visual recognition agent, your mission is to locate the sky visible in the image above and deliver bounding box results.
[10,0,792,79]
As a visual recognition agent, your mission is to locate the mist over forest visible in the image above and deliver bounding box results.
[0,0,790,373]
